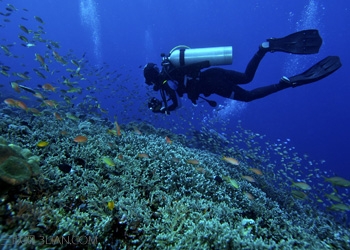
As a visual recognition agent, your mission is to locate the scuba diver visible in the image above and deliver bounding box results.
[144,29,342,114]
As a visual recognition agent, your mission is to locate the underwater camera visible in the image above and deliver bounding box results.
[148,97,162,111]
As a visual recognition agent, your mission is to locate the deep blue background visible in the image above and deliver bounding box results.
[2,0,349,176]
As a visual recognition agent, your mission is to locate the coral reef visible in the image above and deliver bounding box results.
[0,108,349,249]
[0,137,40,194]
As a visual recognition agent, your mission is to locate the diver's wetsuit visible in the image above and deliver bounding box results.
[198,49,289,102]
[159,48,289,111]
[146,30,341,113]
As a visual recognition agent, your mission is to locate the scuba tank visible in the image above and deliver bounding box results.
[162,45,233,67]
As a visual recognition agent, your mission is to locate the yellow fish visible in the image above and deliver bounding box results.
[186,159,199,165]
[37,141,49,147]
[291,181,312,191]
[223,176,239,189]
[327,203,350,212]
[324,176,350,187]
[107,129,118,136]
[249,168,263,175]
[222,156,239,166]
[242,175,256,183]
[107,201,115,211]
[291,190,308,200]
[66,113,79,121]
[102,156,115,166]
[67,87,82,93]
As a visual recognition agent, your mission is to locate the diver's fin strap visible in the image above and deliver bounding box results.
[268,29,322,54]
[289,56,342,86]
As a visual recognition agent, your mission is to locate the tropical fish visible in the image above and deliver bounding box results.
[35,53,49,71]
[15,100,28,111]
[137,153,150,158]
[60,130,69,136]
[186,159,199,165]
[291,181,312,191]
[100,108,109,114]
[291,190,308,200]
[244,192,255,200]
[325,193,342,203]
[53,112,63,120]
[7,4,17,11]
[1,70,9,77]
[249,168,263,175]
[165,136,172,144]
[24,43,35,48]
[114,121,121,136]
[0,65,10,71]
[73,135,88,143]
[50,40,60,48]
[34,16,44,24]
[37,141,49,147]
[222,176,239,189]
[67,87,82,93]
[66,113,79,121]
[102,156,115,166]
[52,51,67,64]
[11,82,21,92]
[195,167,206,174]
[171,157,180,163]
[28,108,41,116]
[0,45,11,55]
[222,156,239,166]
[241,175,256,183]
[107,129,118,136]
[43,100,58,108]
[42,83,56,91]
[19,96,30,100]
[107,201,115,211]
[33,68,46,79]
[33,92,44,99]
[71,59,80,67]
[327,203,350,212]
[324,176,350,187]
[133,126,142,135]
[4,98,17,107]
[16,72,31,80]
[19,24,30,33]
[18,35,29,43]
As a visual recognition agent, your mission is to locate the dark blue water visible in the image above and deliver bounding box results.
[2,0,349,177]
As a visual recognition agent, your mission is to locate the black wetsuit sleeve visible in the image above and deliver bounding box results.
[151,86,178,114]
[154,61,209,113]
[165,88,178,111]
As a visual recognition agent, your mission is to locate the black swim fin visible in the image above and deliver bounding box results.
[267,29,322,54]
[287,56,342,87]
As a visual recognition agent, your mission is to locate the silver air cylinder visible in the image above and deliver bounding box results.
[168,46,232,67]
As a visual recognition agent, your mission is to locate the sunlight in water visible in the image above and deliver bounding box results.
[203,99,247,125]
[79,0,102,63]
[284,0,323,76]
[144,28,155,62]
